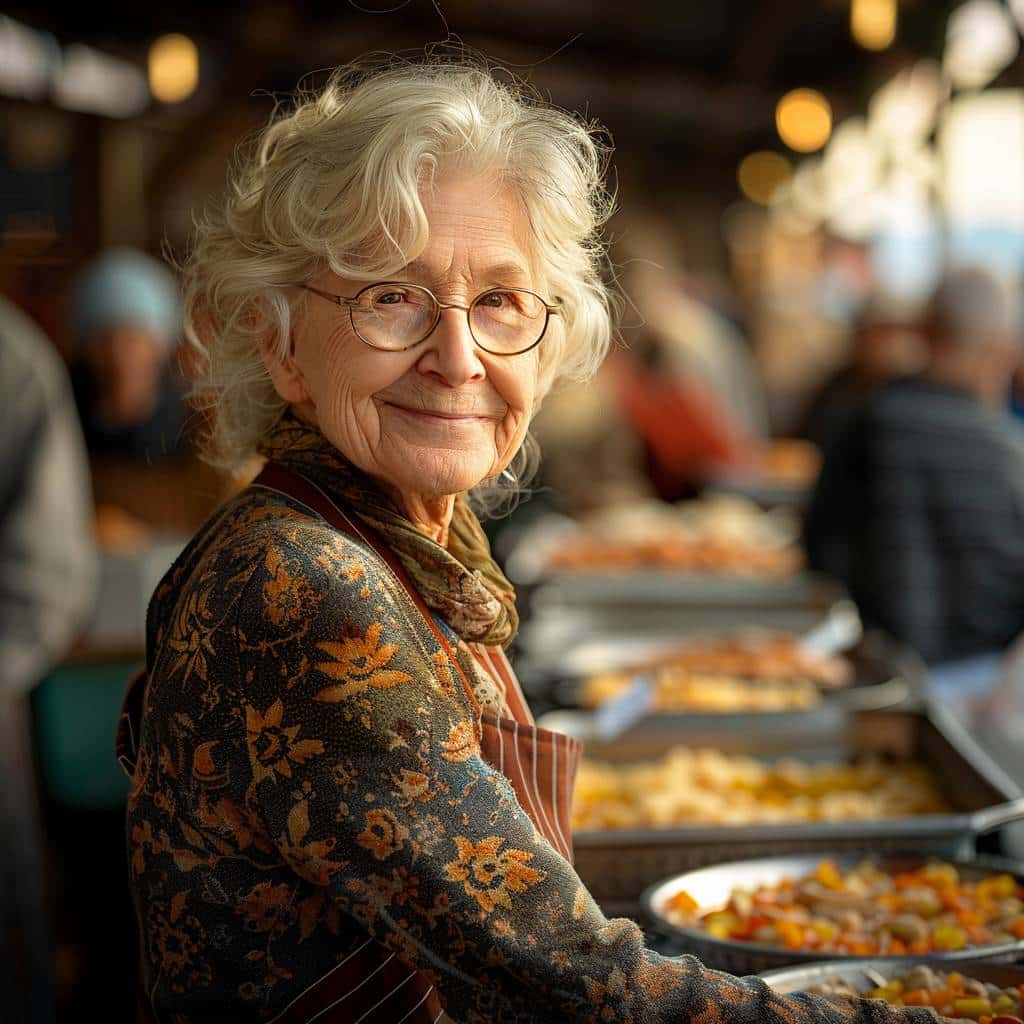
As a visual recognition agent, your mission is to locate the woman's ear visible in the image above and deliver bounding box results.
[260,332,311,405]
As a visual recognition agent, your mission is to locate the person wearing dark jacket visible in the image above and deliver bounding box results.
[805,265,1024,683]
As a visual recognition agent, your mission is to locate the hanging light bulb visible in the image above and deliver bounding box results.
[776,89,833,153]
[851,0,898,51]
[149,33,199,104]
[737,151,792,205]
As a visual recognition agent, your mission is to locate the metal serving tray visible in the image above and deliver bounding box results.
[514,587,852,683]
[515,605,838,676]
[642,854,1024,974]
[563,702,1024,916]
[760,956,1024,995]
[520,629,915,719]
[503,512,804,590]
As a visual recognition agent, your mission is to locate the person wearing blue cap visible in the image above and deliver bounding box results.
[70,247,186,459]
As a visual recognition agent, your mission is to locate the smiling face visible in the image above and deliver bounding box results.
[268,172,544,506]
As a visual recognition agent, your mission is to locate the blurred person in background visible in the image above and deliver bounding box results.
[804,265,1024,706]
[69,247,239,538]
[119,56,942,1024]
[0,293,97,1023]
[533,210,769,513]
[800,292,927,452]
[69,247,184,461]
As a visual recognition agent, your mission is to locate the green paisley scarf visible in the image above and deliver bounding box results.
[256,410,519,646]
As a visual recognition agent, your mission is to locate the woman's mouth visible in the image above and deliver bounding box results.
[381,402,496,424]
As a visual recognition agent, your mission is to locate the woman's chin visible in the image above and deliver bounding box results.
[389,451,495,499]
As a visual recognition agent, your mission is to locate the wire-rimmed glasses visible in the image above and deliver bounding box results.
[298,281,560,355]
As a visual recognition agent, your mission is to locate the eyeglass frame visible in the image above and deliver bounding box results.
[297,281,561,355]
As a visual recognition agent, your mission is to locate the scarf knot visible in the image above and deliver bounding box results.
[257,412,518,645]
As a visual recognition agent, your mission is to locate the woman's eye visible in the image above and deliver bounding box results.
[376,292,406,305]
[480,291,510,308]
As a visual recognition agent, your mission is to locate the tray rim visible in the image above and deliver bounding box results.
[758,955,1024,991]
[522,569,842,606]
[573,810,1013,849]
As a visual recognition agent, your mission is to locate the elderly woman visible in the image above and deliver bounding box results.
[119,59,946,1024]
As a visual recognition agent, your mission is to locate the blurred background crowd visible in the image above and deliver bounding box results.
[0,1,1022,1021]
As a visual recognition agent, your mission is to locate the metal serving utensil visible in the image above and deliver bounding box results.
[799,600,862,658]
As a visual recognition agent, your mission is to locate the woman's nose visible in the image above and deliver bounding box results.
[416,306,486,386]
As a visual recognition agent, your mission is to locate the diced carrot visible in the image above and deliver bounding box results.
[776,919,805,950]
[958,908,986,927]
[1010,918,1024,939]
[850,940,878,956]
[902,989,931,1006]
[929,990,957,1010]
[889,938,907,955]
[941,888,966,911]
[669,890,699,914]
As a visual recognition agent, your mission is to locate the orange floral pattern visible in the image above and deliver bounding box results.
[443,835,545,913]
[440,720,477,763]
[313,621,412,701]
[124,416,938,1024]
[245,699,324,784]
[356,807,410,861]
[262,546,319,627]
[239,882,294,934]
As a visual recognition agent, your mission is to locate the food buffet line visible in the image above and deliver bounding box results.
[506,496,1024,1023]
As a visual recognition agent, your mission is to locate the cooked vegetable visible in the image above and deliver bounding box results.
[802,965,1024,1022]
[663,859,1024,957]
[572,751,948,831]
[580,630,852,713]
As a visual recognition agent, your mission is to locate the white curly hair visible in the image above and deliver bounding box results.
[182,53,617,514]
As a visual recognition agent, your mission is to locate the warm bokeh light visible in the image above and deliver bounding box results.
[867,61,946,156]
[943,0,1020,90]
[737,151,792,205]
[775,89,833,153]
[850,0,897,51]
[148,33,198,103]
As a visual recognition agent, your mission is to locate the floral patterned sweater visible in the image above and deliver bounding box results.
[124,423,944,1024]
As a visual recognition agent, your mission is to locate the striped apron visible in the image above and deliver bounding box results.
[121,464,581,1023]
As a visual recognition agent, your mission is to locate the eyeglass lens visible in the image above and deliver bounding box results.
[351,284,546,353]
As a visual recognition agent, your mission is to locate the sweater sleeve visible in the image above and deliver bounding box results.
[235,527,943,1024]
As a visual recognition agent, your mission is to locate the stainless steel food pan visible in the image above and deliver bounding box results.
[526,629,915,718]
[568,703,1024,915]
[515,604,840,675]
[514,577,851,676]
[642,854,1024,974]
